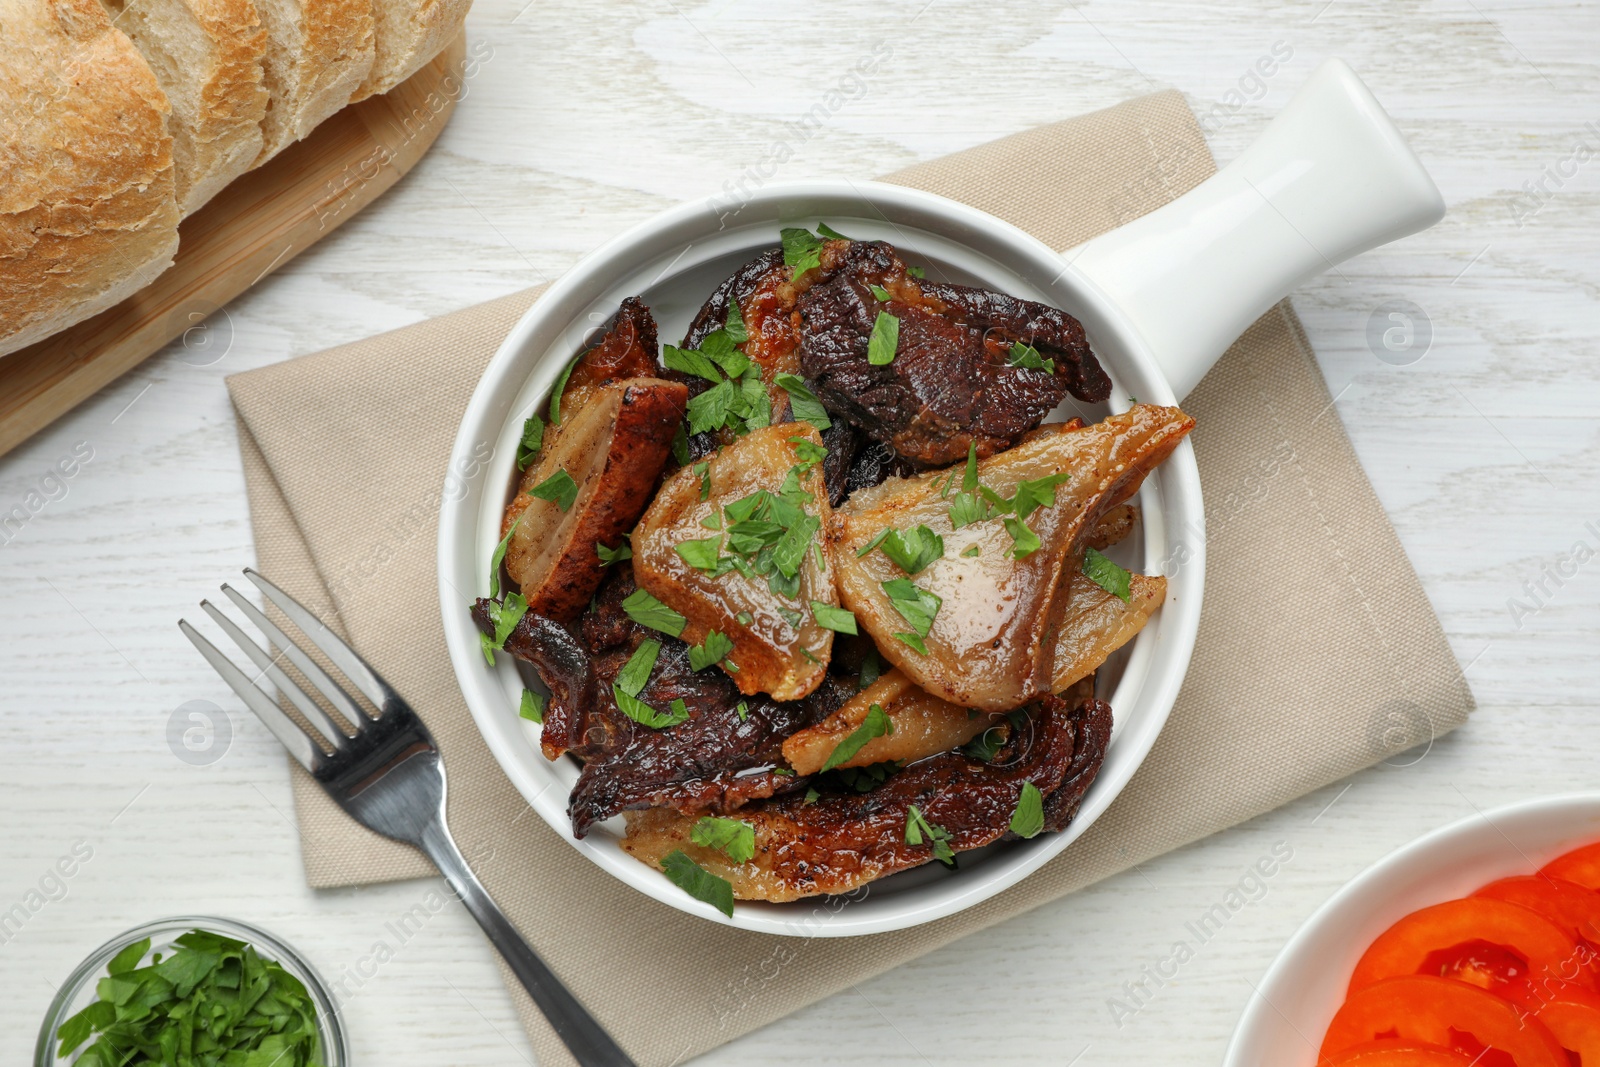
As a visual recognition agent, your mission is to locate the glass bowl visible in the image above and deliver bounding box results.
[35,916,347,1066]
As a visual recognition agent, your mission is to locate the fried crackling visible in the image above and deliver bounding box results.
[832,405,1193,711]
[781,668,990,776]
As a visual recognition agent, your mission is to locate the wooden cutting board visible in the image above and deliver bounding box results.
[0,32,469,458]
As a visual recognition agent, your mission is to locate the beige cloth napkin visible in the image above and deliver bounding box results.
[227,89,1473,1066]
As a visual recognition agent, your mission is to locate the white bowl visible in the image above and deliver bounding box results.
[1225,793,1600,1065]
[438,60,1445,935]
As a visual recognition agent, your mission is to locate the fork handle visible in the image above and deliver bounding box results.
[420,820,639,1067]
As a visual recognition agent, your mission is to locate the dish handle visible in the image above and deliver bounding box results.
[1061,58,1445,401]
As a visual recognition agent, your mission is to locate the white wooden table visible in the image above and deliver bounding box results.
[3,2,1596,1063]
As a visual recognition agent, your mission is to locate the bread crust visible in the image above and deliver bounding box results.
[0,0,179,356]
[103,0,270,214]
[255,0,375,161]
[351,0,468,101]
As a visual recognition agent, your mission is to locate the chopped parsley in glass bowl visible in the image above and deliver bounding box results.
[35,916,346,1066]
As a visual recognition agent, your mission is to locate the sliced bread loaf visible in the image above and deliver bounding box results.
[98,0,270,216]
[351,0,469,101]
[0,0,180,357]
[254,0,374,161]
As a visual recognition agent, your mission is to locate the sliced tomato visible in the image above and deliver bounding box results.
[1542,843,1600,893]
[1349,897,1589,1001]
[1322,1038,1476,1065]
[1322,976,1567,1067]
[1529,982,1600,1065]
[1476,875,1600,948]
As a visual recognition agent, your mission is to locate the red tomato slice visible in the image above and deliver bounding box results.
[1529,982,1600,1065]
[1476,875,1600,951]
[1349,897,1590,1001]
[1542,843,1600,893]
[1321,1039,1476,1065]
[1322,976,1567,1067]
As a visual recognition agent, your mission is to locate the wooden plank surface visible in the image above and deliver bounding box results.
[0,33,469,457]
[0,3,1596,1066]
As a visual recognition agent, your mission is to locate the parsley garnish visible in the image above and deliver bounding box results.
[736,700,749,721]
[879,525,944,575]
[687,378,736,435]
[905,805,956,866]
[517,413,545,470]
[789,436,827,470]
[663,344,724,384]
[961,721,1008,761]
[615,639,660,695]
[856,529,892,557]
[725,300,749,344]
[479,592,528,665]
[869,283,892,302]
[489,515,520,598]
[1012,473,1069,522]
[671,424,691,465]
[816,222,853,241]
[811,601,858,634]
[596,537,631,566]
[520,689,546,723]
[54,929,326,1066]
[960,544,980,558]
[859,646,882,688]
[1010,781,1045,838]
[907,265,926,279]
[689,630,735,671]
[1083,547,1132,601]
[694,461,712,500]
[868,310,899,366]
[675,535,723,572]
[820,703,894,772]
[530,468,579,511]
[1007,341,1056,374]
[781,227,824,280]
[882,578,941,638]
[735,611,752,626]
[1002,516,1041,560]
[774,374,831,430]
[549,354,580,425]
[690,816,756,863]
[621,588,687,637]
[660,849,734,916]
[804,787,820,804]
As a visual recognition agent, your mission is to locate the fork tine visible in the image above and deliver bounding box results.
[202,596,351,750]
[242,568,394,710]
[220,583,369,730]
[178,620,323,773]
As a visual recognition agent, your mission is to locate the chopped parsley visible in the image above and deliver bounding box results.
[855,529,892,557]
[816,222,853,241]
[789,436,827,470]
[811,602,858,635]
[687,378,736,435]
[960,544,981,558]
[660,849,734,916]
[54,929,325,1067]
[1010,781,1045,838]
[961,721,1008,761]
[859,646,882,688]
[489,515,521,598]
[781,227,824,280]
[688,630,735,672]
[519,689,546,723]
[1083,547,1132,601]
[621,588,687,637]
[516,413,545,470]
[529,468,579,511]
[549,354,580,425]
[735,611,753,626]
[1012,472,1069,522]
[882,578,941,638]
[905,805,956,866]
[736,700,749,721]
[479,592,529,665]
[694,461,712,500]
[615,640,660,696]
[774,374,831,430]
[1003,516,1041,560]
[663,344,724,384]
[868,283,893,302]
[820,702,894,772]
[1008,341,1056,374]
[879,525,944,575]
[596,537,631,566]
[690,816,756,863]
[675,535,723,573]
[725,300,749,344]
[670,424,691,465]
[906,265,926,279]
[867,310,899,366]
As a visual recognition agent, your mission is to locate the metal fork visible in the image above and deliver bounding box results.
[180,568,636,1067]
